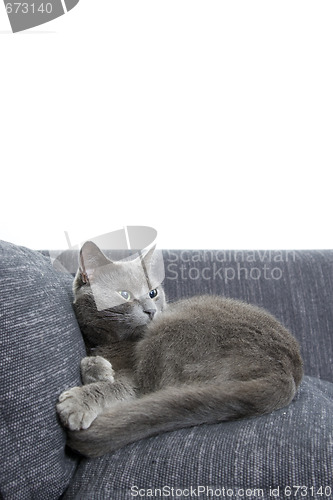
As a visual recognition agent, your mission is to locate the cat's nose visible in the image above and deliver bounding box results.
[144,309,156,320]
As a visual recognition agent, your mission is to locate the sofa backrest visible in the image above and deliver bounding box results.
[162,250,333,384]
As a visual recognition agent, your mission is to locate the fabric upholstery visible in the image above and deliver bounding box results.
[0,241,86,500]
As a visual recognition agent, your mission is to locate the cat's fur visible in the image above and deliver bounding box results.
[56,242,303,457]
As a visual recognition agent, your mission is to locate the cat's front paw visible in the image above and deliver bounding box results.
[56,386,99,431]
[80,356,115,385]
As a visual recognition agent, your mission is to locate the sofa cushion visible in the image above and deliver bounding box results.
[63,376,333,499]
[0,240,86,500]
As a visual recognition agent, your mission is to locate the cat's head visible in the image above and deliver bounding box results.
[73,241,166,346]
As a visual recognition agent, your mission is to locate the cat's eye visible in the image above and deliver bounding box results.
[118,290,132,301]
[149,289,158,299]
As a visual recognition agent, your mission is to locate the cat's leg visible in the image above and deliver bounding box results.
[56,356,115,430]
[80,356,115,385]
[56,371,136,431]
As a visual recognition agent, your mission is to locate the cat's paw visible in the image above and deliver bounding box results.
[80,356,115,385]
[56,386,99,431]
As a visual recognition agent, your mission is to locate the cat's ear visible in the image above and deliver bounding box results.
[79,241,111,283]
[139,245,156,270]
[139,245,165,289]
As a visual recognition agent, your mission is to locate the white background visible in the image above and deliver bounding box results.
[0,1,332,250]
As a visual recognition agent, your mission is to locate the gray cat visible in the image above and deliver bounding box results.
[56,241,303,457]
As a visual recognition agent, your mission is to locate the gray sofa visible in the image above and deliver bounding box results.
[0,240,332,500]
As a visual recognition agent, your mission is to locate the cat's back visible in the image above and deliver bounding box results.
[135,295,303,390]
[146,294,291,346]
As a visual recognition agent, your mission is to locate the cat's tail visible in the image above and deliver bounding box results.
[67,375,297,457]
[67,376,297,457]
